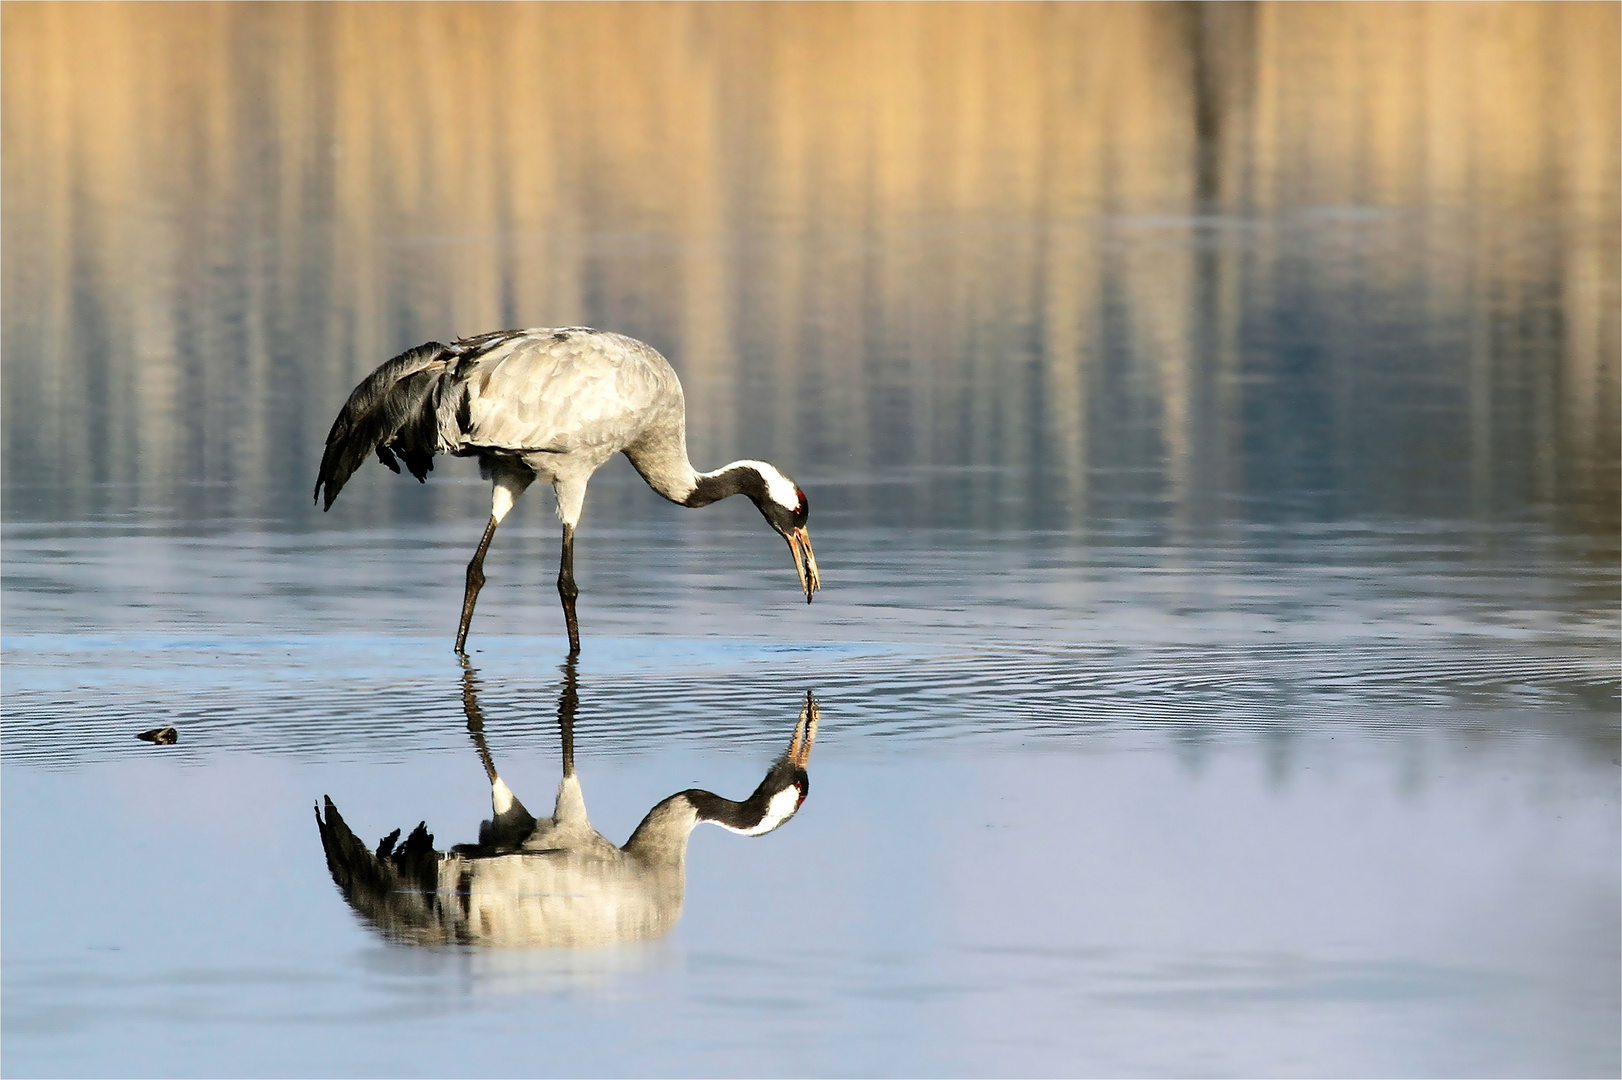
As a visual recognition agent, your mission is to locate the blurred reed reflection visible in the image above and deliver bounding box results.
[2,2,1616,531]
[316,661,817,948]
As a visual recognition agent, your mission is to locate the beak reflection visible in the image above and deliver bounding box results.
[786,692,818,768]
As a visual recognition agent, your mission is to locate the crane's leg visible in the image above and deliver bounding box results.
[558,523,581,656]
[552,475,589,656]
[551,655,588,826]
[557,655,578,778]
[455,466,533,654]
[458,655,535,847]
[455,517,499,654]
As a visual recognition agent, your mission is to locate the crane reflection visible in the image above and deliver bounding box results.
[316,661,817,947]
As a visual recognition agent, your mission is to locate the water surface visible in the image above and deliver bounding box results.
[3,4,1618,1077]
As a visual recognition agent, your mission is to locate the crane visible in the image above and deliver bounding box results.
[313,327,820,653]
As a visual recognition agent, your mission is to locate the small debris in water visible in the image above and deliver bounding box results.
[137,727,178,745]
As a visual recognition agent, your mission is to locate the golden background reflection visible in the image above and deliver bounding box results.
[3,2,1616,528]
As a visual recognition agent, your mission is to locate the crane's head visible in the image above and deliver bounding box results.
[706,693,819,837]
[734,460,820,602]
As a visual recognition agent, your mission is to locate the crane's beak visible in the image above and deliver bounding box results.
[787,693,818,767]
[785,525,821,603]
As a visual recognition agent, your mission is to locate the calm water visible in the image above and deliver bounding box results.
[3,4,1619,1077]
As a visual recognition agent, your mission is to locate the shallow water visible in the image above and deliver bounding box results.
[5,514,1617,1076]
[4,4,1620,1077]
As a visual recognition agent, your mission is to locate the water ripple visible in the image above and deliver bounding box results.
[3,634,1613,770]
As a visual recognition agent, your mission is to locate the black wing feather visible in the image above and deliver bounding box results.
[313,342,448,510]
[315,798,446,944]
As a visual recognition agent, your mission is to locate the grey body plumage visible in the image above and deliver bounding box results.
[314,327,820,653]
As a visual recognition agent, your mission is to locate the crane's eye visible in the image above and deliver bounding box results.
[793,778,808,809]
[794,486,807,513]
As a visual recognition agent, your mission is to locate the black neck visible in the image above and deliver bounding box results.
[684,465,764,509]
[687,758,805,829]
[683,789,764,830]
[623,762,805,859]
[621,789,739,857]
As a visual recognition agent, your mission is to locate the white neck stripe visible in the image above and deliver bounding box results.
[712,460,798,509]
[714,785,801,836]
